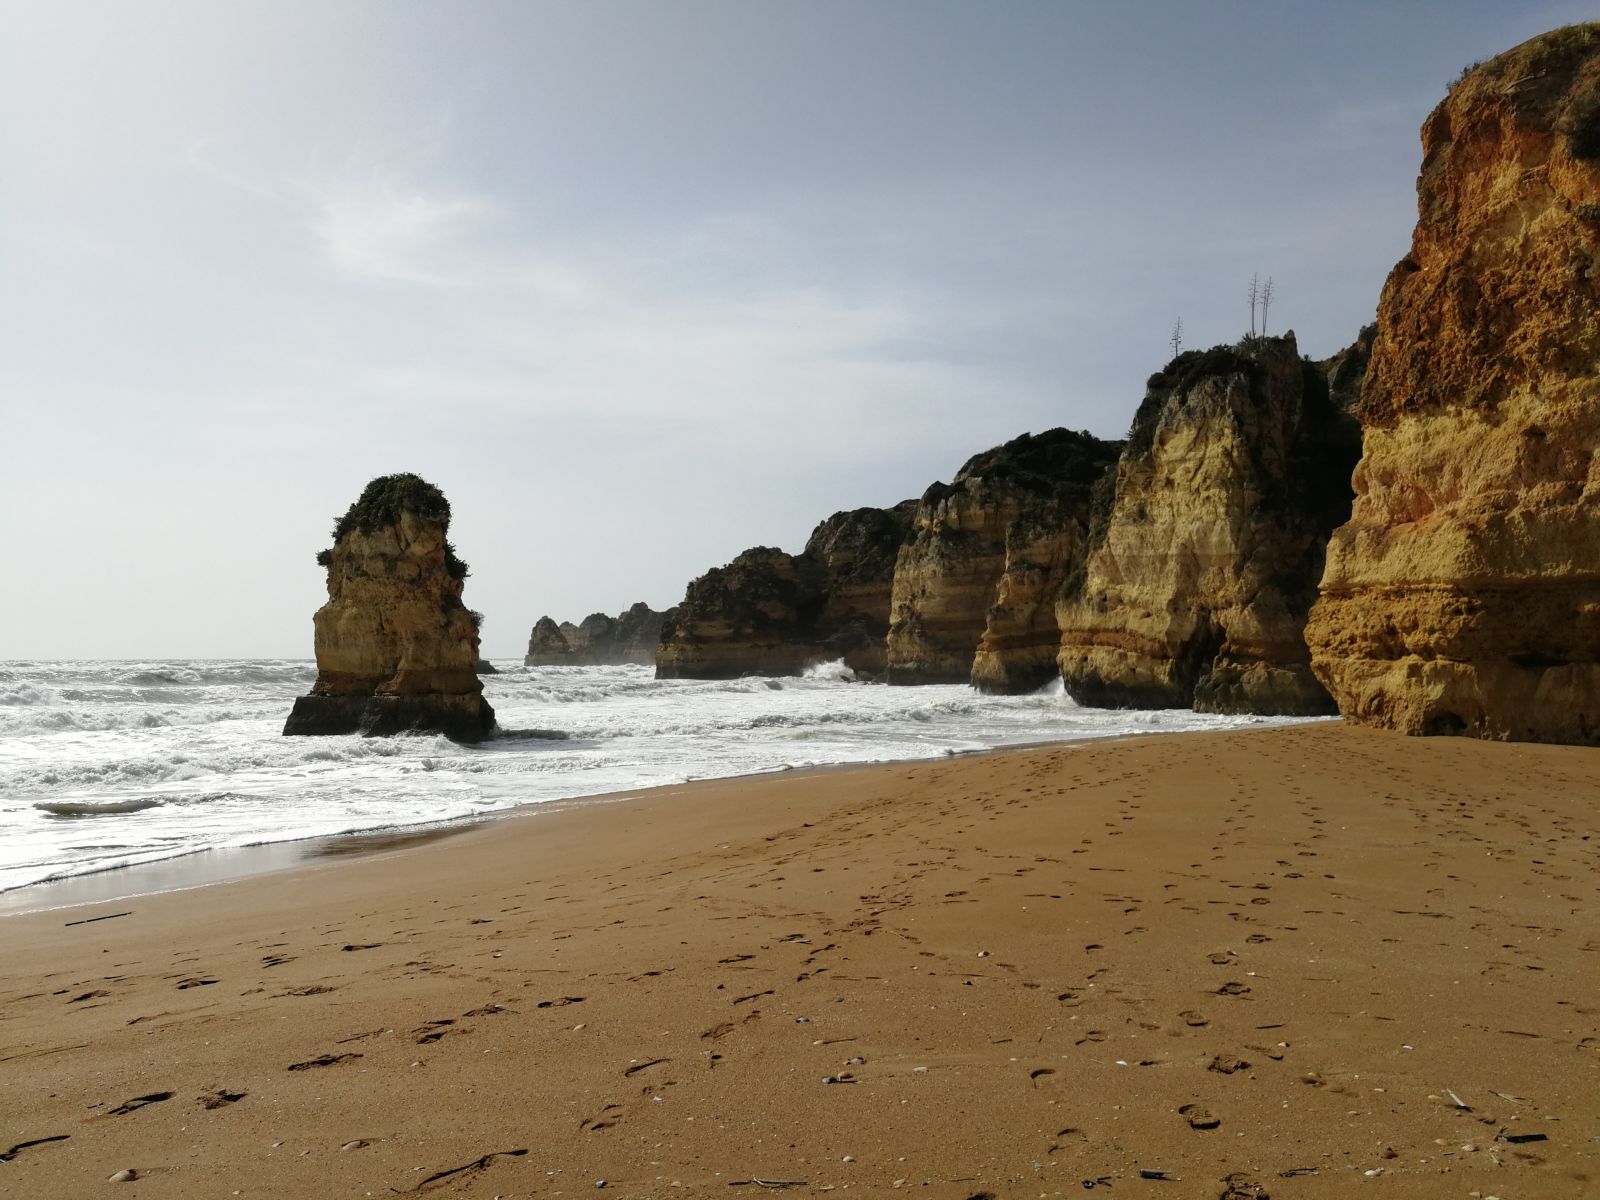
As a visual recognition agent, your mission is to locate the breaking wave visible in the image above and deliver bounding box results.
[0,657,1300,894]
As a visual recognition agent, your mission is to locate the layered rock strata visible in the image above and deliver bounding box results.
[525,603,673,666]
[965,434,1125,693]
[284,474,495,742]
[888,429,1121,687]
[1057,334,1362,714]
[801,503,919,676]
[656,505,914,679]
[1308,26,1600,742]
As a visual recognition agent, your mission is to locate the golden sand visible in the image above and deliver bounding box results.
[2,723,1597,1198]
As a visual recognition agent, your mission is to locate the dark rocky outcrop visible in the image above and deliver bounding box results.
[656,504,915,679]
[887,429,1122,687]
[525,603,672,666]
[284,474,495,742]
[1056,334,1362,714]
[1308,25,1600,742]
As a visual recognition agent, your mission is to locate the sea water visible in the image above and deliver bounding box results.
[0,659,1289,893]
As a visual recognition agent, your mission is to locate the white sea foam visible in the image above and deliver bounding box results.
[0,657,1301,893]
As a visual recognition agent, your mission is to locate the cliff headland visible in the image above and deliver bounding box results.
[512,25,1600,747]
[1309,25,1600,743]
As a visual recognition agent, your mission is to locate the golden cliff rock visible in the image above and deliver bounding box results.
[1057,335,1361,714]
[887,430,1120,686]
[1307,26,1600,743]
[965,432,1124,693]
[284,474,494,742]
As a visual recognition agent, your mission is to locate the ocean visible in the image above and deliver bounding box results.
[0,658,1290,895]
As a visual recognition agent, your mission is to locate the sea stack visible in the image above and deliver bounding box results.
[1308,25,1600,743]
[887,429,1122,686]
[1056,334,1362,714]
[284,474,495,742]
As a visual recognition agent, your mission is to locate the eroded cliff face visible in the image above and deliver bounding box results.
[1307,26,1600,743]
[888,429,1121,687]
[525,603,671,666]
[802,503,918,676]
[655,547,824,679]
[285,474,494,741]
[1056,335,1361,715]
[966,434,1124,693]
[656,505,914,679]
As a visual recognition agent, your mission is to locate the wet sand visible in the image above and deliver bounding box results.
[1,723,1597,1198]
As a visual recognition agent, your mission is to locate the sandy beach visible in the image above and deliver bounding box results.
[2,722,1597,1198]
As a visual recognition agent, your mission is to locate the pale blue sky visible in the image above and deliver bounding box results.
[3,1,1590,657]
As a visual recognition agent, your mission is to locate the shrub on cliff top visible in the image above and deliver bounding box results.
[333,473,452,538]
[1448,24,1600,153]
[318,473,470,579]
[1129,344,1259,456]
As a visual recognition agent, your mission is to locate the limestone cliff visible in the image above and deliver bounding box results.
[965,434,1124,693]
[525,603,674,666]
[284,474,495,742]
[800,503,919,676]
[656,504,914,679]
[1056,334,1361,714]
[887,429,1121,686]
[1308,25,1600,742]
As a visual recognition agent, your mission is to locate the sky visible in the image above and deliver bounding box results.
[4,0,1591,659]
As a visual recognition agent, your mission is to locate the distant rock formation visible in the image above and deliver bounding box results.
[964,433,1124,693]
[526,617,578,664]
[1308,25,1600,743]
[887,429,1121,687]
[1056,334,1362,714]
[525,603,673,666]
[656,504,915,679]
[284,474,495,742]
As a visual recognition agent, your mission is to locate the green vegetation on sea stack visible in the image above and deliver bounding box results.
[316,473,470,579]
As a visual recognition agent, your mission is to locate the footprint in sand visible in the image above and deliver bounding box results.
[579,1104,622,1132]
[1178,1103,1221,1130]
[287,1053,362,1071]
[107,1092,174,1116]
[1179,1010,1210,1028]
[199,1089,246,1109]
[414,1020,464,1045]
[0,1135,70,1162]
